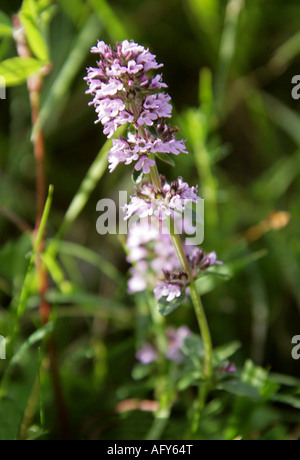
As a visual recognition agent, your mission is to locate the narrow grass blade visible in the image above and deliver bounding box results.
[215,0,244,113]
[57,240,122,281]
[32,14,101,139]
[49,125,126,255]
[0,323,53,398]
[38,347,45,431]
[16,185,54,320]
[88,0,128,41]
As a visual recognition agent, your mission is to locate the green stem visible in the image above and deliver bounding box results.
[149,158,161,191]
[189,283,213,379]
[190,383,209,436]
[148,165,213,378]
[168,220,213,380]
[149,162,214,432]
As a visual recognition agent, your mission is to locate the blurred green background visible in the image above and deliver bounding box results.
[0,0,299,440]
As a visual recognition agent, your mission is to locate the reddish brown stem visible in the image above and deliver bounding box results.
[13,15,70,437]
[30,84,71,436]
[28,67,71,441]
[28,74,51,325]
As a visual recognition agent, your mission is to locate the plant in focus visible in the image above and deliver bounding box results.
[0,0,299,441]
[85,39,226,433]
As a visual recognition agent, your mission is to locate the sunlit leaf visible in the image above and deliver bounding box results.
[0,57,44,86]
[20,0,49,62]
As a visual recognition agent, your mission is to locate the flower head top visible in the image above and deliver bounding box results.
[85,39,170,136]
[86,40,223,310]
[85,40,188,174]
[124,176,200,221]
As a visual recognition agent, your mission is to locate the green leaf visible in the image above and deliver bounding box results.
[269,373,300,388]
[271,394,300,410]
[196,269,232,282]
[132,363,153,381]
[20,0,49,62]
[9,323,53,369]
[241,360,280,401]
[217,381,261,400]
[42,290,133,325]
[0,11,12,37]
[131,168,144,185]
[0,57,44,86]
[0,399,23,441]
[155,152,176,167]
[213,341,241,365]
[26,427,49,440]
[0,323,54,416]
[177,370,202,391]
[157,292,186,316]
[181,335,205,370]
[56,240,122,282]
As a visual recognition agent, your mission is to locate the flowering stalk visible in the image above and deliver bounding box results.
[86,39,222,428]
[149,162,213,431]
[147,162,213,377]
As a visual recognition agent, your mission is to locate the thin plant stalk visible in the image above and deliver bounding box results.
[168,214,213,379]
[145,297,172,441]
[149,161,213,429]
[84,38,216,435]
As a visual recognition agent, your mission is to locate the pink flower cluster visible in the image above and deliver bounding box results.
[85,40,188,174]
[126,218,222,302]
[126,219,180,294]
[136,326,192,365]
[108,130,187,174]
[86,40,222,307]
[124,176,200,221]
[154,247,223,302]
